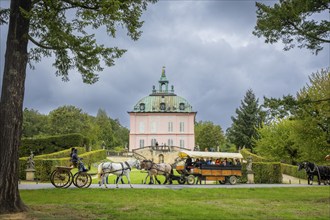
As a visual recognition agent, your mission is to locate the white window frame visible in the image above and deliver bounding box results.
[180,139,185,148]
[180,122,185,133]
[167,139,173,146]
[168,122,173,132]
[139,139,145,148]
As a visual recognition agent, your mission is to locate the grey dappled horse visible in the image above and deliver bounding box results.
[140,160,173,184]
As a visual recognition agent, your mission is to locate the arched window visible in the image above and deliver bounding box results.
[160,102,166,111]
[140,103,145,111]
[179,103,185,110]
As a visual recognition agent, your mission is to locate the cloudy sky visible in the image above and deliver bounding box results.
[0,0,329,131]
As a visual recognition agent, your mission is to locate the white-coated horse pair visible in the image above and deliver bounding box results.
[97,159,140,188]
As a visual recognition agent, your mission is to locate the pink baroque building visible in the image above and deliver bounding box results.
[128,67,197,151]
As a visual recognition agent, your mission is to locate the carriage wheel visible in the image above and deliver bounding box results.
[177,175,186,184]
[50,169,73,188]
[229,176,237,185]
[73,172,92,188]
[219,180,226,184]
[187,175,195,185]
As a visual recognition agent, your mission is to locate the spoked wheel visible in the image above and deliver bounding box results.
[219,180,226,184]
[50,169,73,188]
[177,175,186,185]
[229,176,237,185]
[186,175,195,185]
[73,172,92,188]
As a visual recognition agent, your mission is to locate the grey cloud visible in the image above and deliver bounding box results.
[1,1,329,131]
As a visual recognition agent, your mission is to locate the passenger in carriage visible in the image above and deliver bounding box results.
[70,148,88,172]
[194,158,201,167]
[200,158,207,165]
[215,158,220,165]
[222,158,228,166]
[185,156,193,171]
[235,159,241,166]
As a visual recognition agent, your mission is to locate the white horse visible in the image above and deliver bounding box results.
[97,159,140,188]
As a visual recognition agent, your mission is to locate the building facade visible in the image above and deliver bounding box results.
[128,67,196,152]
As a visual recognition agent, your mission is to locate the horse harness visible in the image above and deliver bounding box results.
[102,161,131,176]
[305,162,321,181]
[143,161,171,175]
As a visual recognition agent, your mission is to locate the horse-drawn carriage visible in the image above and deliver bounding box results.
[50,166,93,188]
[175,150,244,185]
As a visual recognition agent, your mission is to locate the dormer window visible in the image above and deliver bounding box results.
[160,102,166,111]
[179,103,185,110]
[140,103,145,111]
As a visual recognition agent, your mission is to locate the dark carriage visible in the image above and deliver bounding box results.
[50,159,94,188]
[175,150,244,185]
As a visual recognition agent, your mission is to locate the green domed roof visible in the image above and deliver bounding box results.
[130,67,194,113]
[132,94,193,113]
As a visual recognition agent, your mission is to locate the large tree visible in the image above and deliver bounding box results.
[95,108,113,148]
[48,105,90,135]
[0,0,156,214]
[22,108,48,138]
[226,89,263,152]
[253,0,330,54]
[195,121,225,152]
[255,119,299,164]
[260,68,330,162]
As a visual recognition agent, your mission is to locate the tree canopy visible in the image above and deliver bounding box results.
[195,121,225,151]
[253,0,330,54]
[22,106,129,150]
[1,0,157,83]
[257,68,330,163]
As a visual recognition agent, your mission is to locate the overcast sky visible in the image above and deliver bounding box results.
[0,0,329,131]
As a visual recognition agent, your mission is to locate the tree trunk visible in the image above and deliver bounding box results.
[0,0,31,214]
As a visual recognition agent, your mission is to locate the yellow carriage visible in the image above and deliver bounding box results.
[176,150,244,185]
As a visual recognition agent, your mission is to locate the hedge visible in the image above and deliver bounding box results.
[19,149,106,181]
[239,162,282,184]
[19,133,89,157]
[253,162,282,183]
[34,147,86,159]
[281,163,307,179]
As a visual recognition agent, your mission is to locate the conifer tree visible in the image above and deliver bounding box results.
[226,89,263,152]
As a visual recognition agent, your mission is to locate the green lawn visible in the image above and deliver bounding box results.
[19,187,330,220]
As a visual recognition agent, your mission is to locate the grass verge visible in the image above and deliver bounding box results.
[16,187,330,220]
